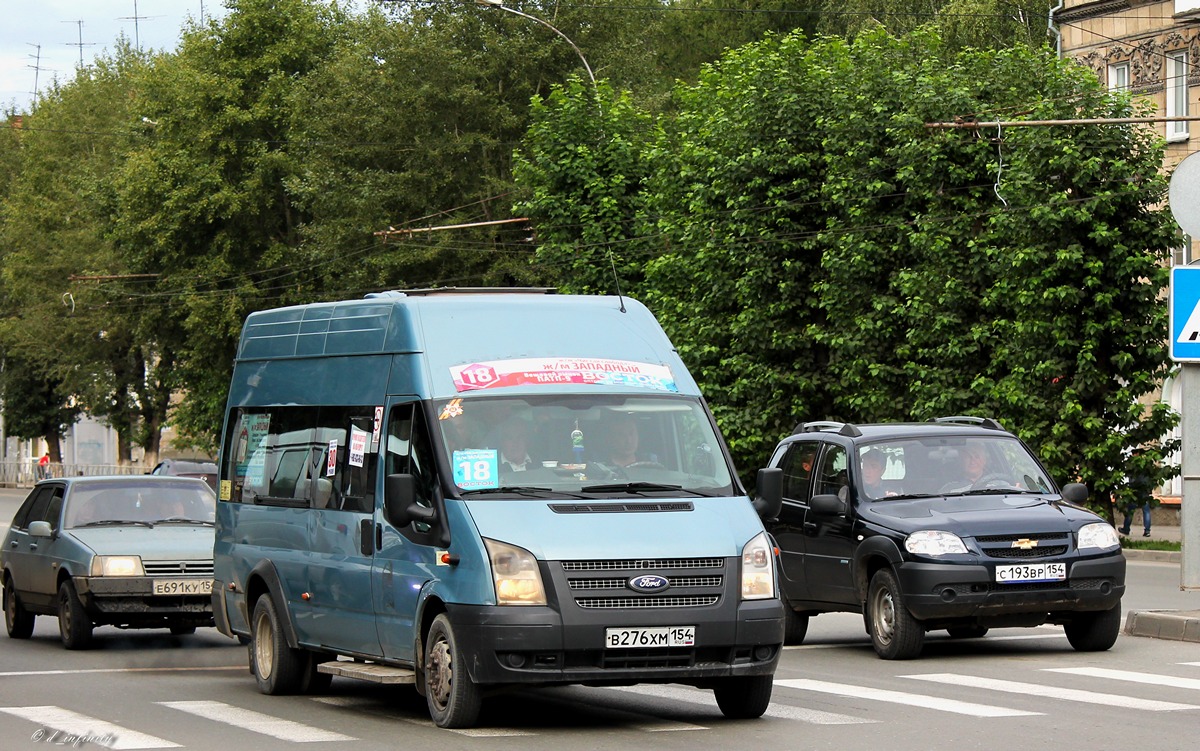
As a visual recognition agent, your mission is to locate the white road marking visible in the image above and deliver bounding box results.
[903,673,1199,711]
[774,679,1040,717]
[311,695,537,736]
[1045,667,1200,691]
[611,682,874,724]
[0,666,245,677]
[0,706,180,749]
[158,700,354,742]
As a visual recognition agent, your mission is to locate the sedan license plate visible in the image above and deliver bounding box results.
[152,579,213,596]
[605,626,695,649]
[994,563,1066,584]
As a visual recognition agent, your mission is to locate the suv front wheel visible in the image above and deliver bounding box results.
[867,569,924,660]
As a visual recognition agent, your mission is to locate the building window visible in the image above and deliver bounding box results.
[1108,62,1130,92]
[1174,235,1194,267]
[1167,52,1190,142]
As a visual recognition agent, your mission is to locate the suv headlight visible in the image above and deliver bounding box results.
[741,531,776,600]
[484,538,546,605]
[905,530,968,556]
[90,555,145,576]
[1078,522,1120,551]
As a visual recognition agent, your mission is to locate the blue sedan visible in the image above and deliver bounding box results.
[2,475,216,649]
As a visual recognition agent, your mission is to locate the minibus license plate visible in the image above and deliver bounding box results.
[994,563,1066,583]
[152,579,213,596]
[605,626,695,649]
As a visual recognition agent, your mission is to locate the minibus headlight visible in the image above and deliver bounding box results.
[90,555,145,577]
[740,531,775,600]
[484,538,546,606]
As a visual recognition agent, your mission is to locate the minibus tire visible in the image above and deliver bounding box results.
[713,674,773,719]
[425,614,482,728]
[251,596,305,695]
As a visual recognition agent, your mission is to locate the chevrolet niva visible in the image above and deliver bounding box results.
[762,417,1125,659]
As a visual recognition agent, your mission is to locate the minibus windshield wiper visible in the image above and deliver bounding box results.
[580,482,712,497]
[463,486,555,497]
[156,517,216,526]
[77,519,155,528]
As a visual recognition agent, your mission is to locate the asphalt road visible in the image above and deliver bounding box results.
[3,487,1200,750]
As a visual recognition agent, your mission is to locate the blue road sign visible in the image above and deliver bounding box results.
[1171,266,1200,362]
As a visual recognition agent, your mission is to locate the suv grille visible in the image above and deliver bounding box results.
[975,532,1070,560]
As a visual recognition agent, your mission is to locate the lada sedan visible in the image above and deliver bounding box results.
[763,417,1125,659]
[2,475,216,649]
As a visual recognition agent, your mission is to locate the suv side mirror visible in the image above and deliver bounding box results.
[1061,482,1089,504]
[810,493,847,517]
[384,474,437,527]
[753,468,783,520]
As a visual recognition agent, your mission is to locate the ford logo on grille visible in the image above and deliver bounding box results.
[628,575,670,593]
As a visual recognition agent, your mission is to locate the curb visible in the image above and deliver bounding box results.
[1124,609,1200,643]
[1122,549,1182,563]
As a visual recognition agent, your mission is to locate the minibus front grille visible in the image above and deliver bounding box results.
[562,558,723,571]
[576,596,720,609]
[569,576,723,590]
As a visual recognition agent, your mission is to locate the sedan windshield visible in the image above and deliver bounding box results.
[855,435,1055,500]
[434,394,735,498]
[65,481,217,528]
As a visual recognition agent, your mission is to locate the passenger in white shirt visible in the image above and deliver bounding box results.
[498,419,535,472]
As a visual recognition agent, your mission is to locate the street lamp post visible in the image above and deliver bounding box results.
[474,0,597,95]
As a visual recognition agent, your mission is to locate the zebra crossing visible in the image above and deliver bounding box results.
[3,663,1200,746]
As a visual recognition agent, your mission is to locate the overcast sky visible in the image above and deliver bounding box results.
[1,1,221,113]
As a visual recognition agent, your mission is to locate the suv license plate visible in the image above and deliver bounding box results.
[152,579,213,596]
[605,626,695,649]
[994,563,1066,583]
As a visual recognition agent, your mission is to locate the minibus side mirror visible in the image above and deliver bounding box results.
[753,468,783,520]
[1061,482,1089,504]
[384,473,437,527]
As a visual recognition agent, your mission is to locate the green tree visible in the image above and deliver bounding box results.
[514,29,1179,509]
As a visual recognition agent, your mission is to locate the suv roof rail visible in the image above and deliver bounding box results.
[796,420,864,437]
[930,415,1005,431]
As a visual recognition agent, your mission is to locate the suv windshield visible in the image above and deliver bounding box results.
[855,435,1054,499]
[434,394,734,497]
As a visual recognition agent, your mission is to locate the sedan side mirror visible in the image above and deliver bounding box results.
[28,521,53,538]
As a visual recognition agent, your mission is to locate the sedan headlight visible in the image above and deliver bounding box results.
[740,532,776,600]
[1078,522,1120,551]
[484,538,546,605]
[90,555,145,577]
[905,530,968,556]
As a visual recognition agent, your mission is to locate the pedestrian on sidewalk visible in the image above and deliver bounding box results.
[1120,456,1153,538]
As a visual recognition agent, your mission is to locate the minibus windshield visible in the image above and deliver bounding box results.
[434,394,735,497]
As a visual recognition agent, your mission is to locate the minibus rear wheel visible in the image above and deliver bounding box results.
[425,614,481,728]
[251,596,305,695]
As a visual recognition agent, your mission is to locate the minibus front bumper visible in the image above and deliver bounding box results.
[445,598,783,686]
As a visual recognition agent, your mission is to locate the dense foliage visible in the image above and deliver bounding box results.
[517,30,1180,511]
[0,0,1178,511]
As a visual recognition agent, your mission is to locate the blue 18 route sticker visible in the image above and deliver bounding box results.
[453,449,500,490]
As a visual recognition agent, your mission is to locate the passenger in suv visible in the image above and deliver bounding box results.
[764,417,1125,659]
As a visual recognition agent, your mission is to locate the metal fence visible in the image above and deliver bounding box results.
[0,461,150,488]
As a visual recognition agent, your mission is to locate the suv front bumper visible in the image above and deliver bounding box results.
[895,554,1125,620]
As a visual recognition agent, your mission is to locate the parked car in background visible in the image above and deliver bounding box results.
[763,417,1125,659]
[151,458,218,491]
[2,476,217,649]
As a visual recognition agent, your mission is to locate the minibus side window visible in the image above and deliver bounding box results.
[385,404,438,512]
[313,407,378,513]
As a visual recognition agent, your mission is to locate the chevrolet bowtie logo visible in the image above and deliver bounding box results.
[1012,538,1038,549]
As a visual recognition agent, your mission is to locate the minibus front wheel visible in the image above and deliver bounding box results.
[425,614,482,728]
[251,596,305,695]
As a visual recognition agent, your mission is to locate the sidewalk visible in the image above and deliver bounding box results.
[1119,524,1200,643]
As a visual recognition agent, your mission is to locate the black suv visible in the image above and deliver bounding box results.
[762,417,1125,659]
